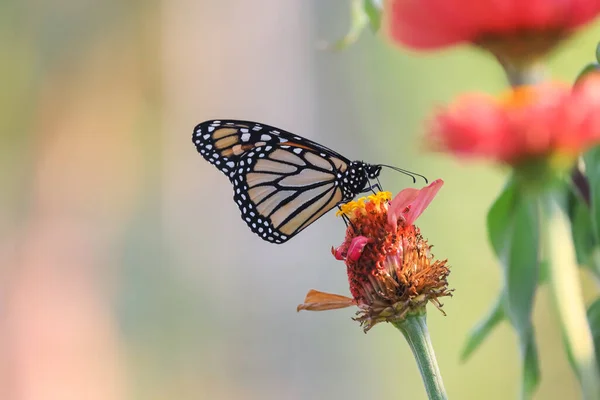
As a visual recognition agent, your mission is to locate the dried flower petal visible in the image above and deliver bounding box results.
[297,290,356,311]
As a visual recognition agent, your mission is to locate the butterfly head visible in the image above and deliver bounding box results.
[365,164,382,180]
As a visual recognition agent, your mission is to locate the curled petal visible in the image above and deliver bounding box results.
[347,236,371,261]
[388,179,444,227]
[297,289,356,312]
[332,245,346,260]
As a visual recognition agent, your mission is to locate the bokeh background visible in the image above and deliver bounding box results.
[2,1,600,399]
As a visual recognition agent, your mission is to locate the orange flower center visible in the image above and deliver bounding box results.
[499,85,538,109]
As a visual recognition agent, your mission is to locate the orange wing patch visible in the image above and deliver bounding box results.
[285,141,317,151]
[214,134,239,150]
[212,127,239,140]
[221,143,255,158]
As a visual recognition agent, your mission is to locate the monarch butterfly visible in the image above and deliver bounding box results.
[192,119,425,244]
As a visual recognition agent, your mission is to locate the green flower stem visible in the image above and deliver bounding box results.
[393,314,448,400]
[541,194,600,399]
[497,58,547,87]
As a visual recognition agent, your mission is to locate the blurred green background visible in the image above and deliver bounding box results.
[1,1,600,399]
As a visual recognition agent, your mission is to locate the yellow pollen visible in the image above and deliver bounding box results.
[335,191,392,217]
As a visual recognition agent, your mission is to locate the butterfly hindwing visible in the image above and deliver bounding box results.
[231,142,346,243]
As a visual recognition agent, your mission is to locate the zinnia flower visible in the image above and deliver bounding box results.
[429,75,600,174]
[298,180,451,332]
[385,0,600,64]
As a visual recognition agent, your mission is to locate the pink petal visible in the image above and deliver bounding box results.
[387,188,420,230]
[347,236,371,261]
[388,179,444,227]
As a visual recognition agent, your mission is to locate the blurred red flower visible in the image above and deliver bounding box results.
[385,0,600,60]
[429,75,600,167]
[298,181,451,331]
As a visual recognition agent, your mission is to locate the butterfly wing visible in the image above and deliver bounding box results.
[193,120,351,243]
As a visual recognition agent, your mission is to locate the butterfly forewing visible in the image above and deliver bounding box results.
[193,120,371,244]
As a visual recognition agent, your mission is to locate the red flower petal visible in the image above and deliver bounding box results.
[429,77,600,165]
[385,0,600,50]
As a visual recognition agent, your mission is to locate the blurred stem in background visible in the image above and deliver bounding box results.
[542,191,600,399]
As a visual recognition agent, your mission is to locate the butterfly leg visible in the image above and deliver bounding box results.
[337,204,357,232]
[365,183,382,195]
[364,177,382,195]
[337,205,349,227]
[370,183,382,194]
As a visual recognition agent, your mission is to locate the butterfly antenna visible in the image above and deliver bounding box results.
[377,164,429,184]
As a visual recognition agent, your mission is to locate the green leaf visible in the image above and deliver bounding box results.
[570,190,596,266]
[363,0,382,32]
[587,297,600,371]
[521,332,540,400]
[487,180,518,255]
[537,260,549,285]
[487,178,541,397]
[461,295,505,362]
[584,146,600,244]
[564,169,600,279]
[507,200,539,329]
[487,180,540,337]
[583,148,600,279]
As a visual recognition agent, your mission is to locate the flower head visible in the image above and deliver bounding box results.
[298,180,451,332]
[429,76,600,176]
[385,0,600,64]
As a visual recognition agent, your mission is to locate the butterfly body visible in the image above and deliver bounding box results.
[193,120,383,244]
